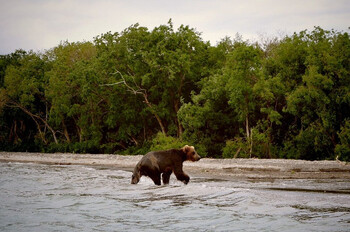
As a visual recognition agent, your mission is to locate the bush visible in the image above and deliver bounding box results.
[335,144,350,162]
[335,120,350,162]
[119,142,151,155]
[150,132,208,157]
[222,138,250,158]
[150,132,187,151]
[45,141,100,154]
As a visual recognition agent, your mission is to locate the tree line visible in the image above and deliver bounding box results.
[1,21,349,161]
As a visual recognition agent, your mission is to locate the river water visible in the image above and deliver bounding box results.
[0,162,349,232]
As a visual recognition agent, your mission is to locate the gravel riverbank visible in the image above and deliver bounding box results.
[1,152,350,180]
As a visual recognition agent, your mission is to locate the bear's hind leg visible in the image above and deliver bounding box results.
[150,173,161,185]
[162,170,172,185]
[145,168,161,185]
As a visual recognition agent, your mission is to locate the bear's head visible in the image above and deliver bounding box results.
[131,172,140,184]
[182,145,201,162]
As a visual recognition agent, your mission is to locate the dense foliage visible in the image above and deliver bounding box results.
[1,22,349,160]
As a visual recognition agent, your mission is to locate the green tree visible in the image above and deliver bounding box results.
[96,21,210,139]
[0,50,27,87]
[1,24,349,160]
[178,72,236,157]
[224,41,264,157]
[179,38,264,157]
[285,28,350,159]
[0,50,28,148]
[46,41,100,147]
[1,51,57,145]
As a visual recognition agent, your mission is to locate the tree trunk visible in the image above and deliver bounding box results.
[175,74,185,138]
[9,120,20,144]
[249,128,253,158]
[245,115,250,140]
[234,147,242,158]
[174,99,183,138]
[9,102,58,144]
[245,114,253,158]
[62,120,71,143]
[77,127,83,142]
[142,93,167,135]
[129,135,138,146]
[176,117,183,138]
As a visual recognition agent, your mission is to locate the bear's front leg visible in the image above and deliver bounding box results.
[174,167,190,184]
[176,173,190,184]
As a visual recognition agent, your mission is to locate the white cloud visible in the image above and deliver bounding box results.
[0,0,349,54]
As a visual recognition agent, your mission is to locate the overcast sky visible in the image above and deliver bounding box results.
[0,0,349,54]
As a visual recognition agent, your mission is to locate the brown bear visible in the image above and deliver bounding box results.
[131,145,201,185]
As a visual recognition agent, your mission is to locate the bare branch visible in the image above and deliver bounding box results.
[103,70,167,135]
[111,70,147,95]
[99,81,125,86]
[9,101,58,144]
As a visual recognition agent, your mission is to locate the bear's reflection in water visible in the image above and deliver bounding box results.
[1,163,350,232]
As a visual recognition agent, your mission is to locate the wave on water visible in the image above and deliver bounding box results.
[0,162,349,232]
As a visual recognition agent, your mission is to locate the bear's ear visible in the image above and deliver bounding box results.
[182,145,190,153]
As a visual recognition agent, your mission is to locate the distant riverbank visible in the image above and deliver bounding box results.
[1,152,350,180]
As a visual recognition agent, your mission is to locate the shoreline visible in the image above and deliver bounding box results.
[1,152,350,180]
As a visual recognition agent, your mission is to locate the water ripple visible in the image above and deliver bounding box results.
[0,162,349,232]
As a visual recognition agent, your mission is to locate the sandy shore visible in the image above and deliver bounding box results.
[1,152,350,180]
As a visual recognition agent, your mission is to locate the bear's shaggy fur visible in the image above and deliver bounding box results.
[131,145,201,185]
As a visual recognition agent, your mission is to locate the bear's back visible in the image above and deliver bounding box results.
[142,149,183,170]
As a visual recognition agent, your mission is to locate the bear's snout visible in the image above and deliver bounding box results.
[131,174,140,184]
[194,154,201,161]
